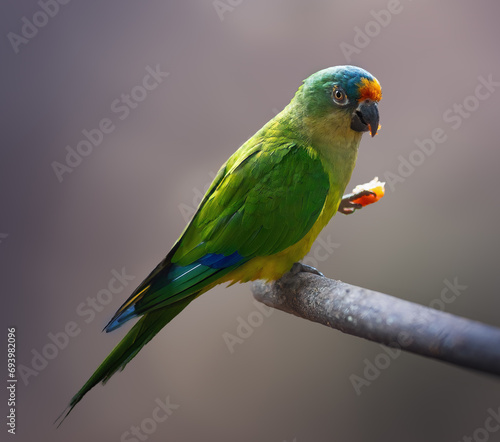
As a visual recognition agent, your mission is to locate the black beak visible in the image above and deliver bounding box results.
[350,100,379,137]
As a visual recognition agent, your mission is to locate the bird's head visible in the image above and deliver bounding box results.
[294,65,382,139]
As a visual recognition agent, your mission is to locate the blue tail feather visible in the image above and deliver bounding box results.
[104,251,246,332]
[104,305,136,332]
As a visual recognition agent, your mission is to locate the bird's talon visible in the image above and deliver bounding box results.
[290,262,324,277]
[349,190,376,201]
[338,190,376,215]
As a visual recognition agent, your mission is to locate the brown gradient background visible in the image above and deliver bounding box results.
[2,1,500,441]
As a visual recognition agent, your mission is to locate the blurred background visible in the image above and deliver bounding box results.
[2,1,500,441]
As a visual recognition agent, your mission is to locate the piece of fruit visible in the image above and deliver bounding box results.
[351,177,385,207]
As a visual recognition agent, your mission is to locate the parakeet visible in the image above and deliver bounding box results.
[57,65,381,424]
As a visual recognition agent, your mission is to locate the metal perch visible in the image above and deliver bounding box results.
[251,266,500,377]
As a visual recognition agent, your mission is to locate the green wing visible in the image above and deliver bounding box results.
[106,139,330,329]
[175,142,330,262]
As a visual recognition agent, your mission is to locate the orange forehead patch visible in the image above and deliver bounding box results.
[358,77,382,102]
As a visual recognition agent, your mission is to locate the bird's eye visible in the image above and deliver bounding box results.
[332,86,348,105]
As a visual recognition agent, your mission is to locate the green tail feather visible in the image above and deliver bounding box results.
[55,294,197,427]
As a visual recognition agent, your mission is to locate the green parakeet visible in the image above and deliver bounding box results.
[58,65,382,424]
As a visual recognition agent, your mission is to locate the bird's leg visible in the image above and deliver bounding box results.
[337,190,376,215]
[290,262,324,277]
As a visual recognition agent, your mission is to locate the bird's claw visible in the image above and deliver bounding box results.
[290,262,324,277]
[338,190,376,215]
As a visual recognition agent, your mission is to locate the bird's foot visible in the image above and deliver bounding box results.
[290,262,324,277]
[337,190,376,215]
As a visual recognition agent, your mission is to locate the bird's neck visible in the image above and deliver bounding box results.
[272,101,362,190]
